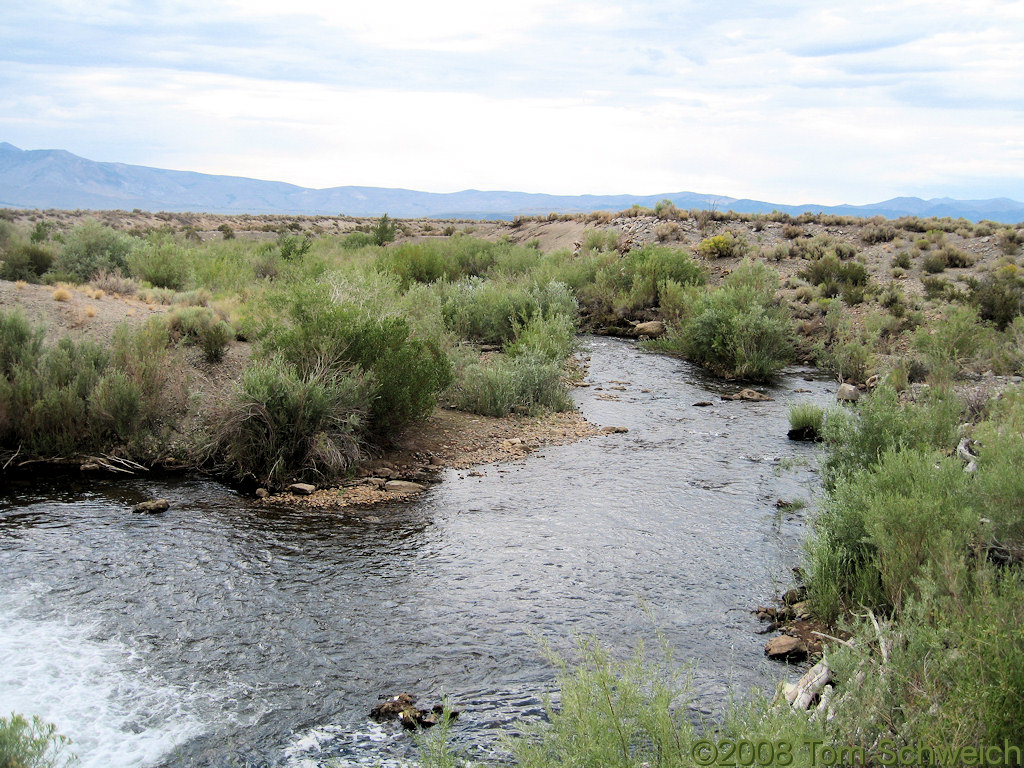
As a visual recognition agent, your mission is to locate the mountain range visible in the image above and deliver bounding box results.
[2,142,1022,223]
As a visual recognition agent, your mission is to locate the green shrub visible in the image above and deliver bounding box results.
[340,231,376,250]
[452,352,570,417]
[997,228,1023,255]
[0,309,43,376]
[0,314,181,459]
[820,384,961,489]
[809,447,974,619]
[0,713,74,768]
[503,638,696,768]
[29,221,53,244]
[696,231,749,259]
[260,285,453,437]
[377,238,501,286]
[127,233,190,290]
[209,358,370,485]
[891,251,912,269]
[972,271,1024,330]
[53,221,134,282]
[912,304,988,380]
[921,250,947,273]
[505,312,576,362]
[371,213,397,246]
[653,260,793,381]
[861,223,898,243]
[0,242,55,281]
[88,368,142,443]
[443,278,577,345]
[799,254,868,294]
[277,234,311,260]
[788,402,825,433]
[938,243,974,268]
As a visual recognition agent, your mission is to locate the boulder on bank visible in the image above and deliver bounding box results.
[631,320,666,339]
[132,498,169,514]
[765,634,809,661]
[836,383,860,403]
[288,483,316,495]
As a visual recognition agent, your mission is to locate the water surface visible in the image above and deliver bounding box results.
[0,337,833,767]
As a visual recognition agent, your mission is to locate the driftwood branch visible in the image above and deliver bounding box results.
[784,659,832,711]
[812,630,856,649]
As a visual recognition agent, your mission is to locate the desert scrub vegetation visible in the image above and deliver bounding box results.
[51,220,133,282]
[206,358,370,486]
[257,282,453,439]
[696,231,750,259]
[0,310,183,459]
[166,306,234,363]
[648,259,794,381]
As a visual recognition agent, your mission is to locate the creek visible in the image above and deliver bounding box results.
[0,337,834,767]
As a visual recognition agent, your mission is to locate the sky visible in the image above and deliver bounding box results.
[2,0,1023,204]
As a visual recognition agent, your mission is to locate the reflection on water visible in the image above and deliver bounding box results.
[0,337,834,767]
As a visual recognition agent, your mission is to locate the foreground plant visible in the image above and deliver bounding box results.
[0,713,75,768]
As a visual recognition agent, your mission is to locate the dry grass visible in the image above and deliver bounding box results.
[52,285,72,302]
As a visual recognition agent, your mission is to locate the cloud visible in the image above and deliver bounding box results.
[2,0,1023,202]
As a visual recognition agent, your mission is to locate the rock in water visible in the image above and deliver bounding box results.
[836,383,860,403]
[787,426,819,441]
[132,499,169,513]
[370,693,417,722]
[723,388,772,402]
[370,694,460,730]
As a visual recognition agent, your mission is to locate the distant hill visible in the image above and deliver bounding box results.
[2,142,1022,223]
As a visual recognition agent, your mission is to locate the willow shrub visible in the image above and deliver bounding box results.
[808,448,975,621]
[581,245,705,318]
[820,384,961,490]
[376,237,505,287]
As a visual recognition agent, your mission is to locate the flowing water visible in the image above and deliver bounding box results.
[0,337,834,767]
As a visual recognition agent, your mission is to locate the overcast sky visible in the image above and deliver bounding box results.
[2,0,1023,203]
